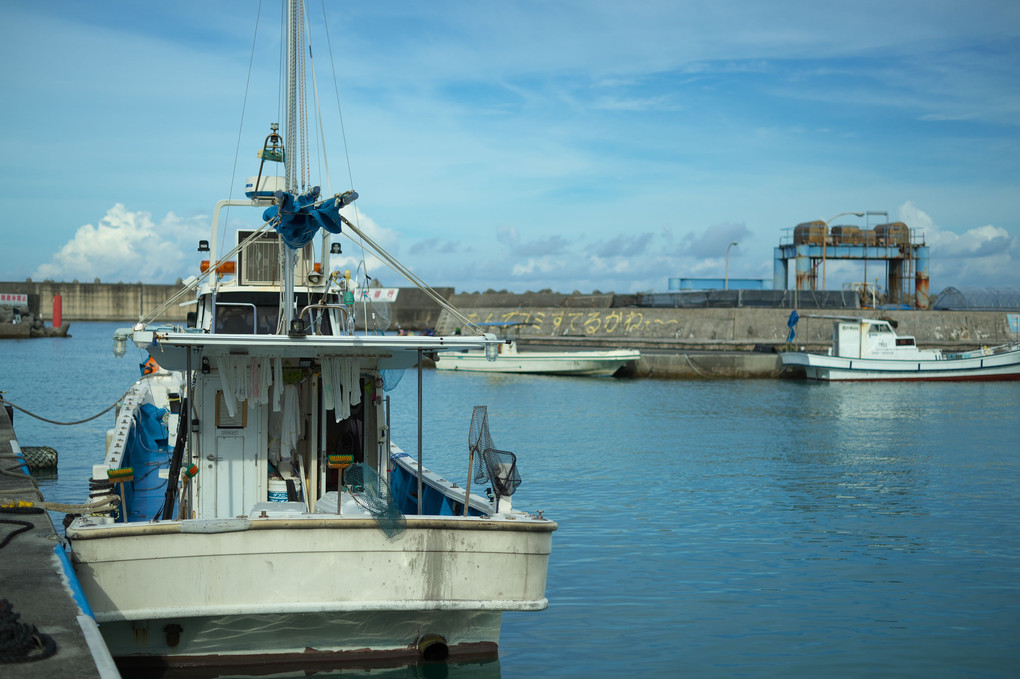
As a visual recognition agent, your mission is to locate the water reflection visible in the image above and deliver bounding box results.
[124,656,501,679]
[8,329,1020,678]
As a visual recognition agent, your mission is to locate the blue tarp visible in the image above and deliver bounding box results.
[786,309,799,342]
[262,186,343,249]
[124,403,170,521]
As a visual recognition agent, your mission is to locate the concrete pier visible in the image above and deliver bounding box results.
[0,406,118,678]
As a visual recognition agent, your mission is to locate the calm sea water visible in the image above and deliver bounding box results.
[3,322,1019,678]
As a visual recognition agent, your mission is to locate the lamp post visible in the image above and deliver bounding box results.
[725,241,738,290]
[822,211,864,291]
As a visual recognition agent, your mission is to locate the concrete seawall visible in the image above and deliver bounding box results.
[437,306,1017,351]
[0,281,187,323]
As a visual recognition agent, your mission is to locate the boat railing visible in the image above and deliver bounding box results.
[298,303,350,335]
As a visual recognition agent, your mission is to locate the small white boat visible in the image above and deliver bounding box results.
[65,2,555,672]
[435,322,640,377]
[781,316,1020,381]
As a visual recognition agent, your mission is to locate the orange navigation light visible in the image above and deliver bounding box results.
[200,260,237,275]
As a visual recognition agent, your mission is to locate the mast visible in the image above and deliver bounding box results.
[281,0,303,331]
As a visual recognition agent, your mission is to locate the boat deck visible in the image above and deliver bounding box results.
[0,405,118,678]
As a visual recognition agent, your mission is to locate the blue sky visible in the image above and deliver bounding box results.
[3,0,1019,295]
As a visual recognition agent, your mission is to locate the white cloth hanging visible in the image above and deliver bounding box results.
[216,355,251,417]
[321,357,361,422]
[281,383,301,456]
[272,357,283,412]
[343,358,362,412]
[250,358,273,406]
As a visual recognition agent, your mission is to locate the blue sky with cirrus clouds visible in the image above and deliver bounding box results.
[2,0,1018,295]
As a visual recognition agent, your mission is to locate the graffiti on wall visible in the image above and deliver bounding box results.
[463,309,680,337]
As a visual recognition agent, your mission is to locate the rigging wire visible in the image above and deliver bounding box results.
[337,214,482,333]
[140,221,275,326]
[222,0,265,258]
[304,3,331,196]
[318,0,375,321]
[320,0,356,195]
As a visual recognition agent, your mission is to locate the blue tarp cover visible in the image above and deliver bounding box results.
[124,403,170,520]
[262,186,343,249]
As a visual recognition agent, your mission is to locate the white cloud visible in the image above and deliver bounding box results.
[32,205,208,284]
[897,201,1018,289]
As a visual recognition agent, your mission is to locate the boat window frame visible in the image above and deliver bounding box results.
[215,302,258,334]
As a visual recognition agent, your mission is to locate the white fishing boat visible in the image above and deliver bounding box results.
[436,322,640,376]
[781,316,1020,381]
[64,2,555,672]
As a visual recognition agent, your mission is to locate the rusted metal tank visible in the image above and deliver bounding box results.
[830,225,862,245]
[875,222,910,246]
[793,221,827,245]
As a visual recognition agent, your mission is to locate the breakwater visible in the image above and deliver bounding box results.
[0,281,188,323]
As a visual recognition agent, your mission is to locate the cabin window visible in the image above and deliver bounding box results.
[215,303,257,334]
[255,305,281,334]
[896,338,915,346]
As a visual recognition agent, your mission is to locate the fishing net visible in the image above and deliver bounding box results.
[469,406,522,502]
[380,369,404,391]
[369,298,392,333]
[344,463,406,539]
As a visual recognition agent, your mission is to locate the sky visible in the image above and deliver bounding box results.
[3,0,1019,296]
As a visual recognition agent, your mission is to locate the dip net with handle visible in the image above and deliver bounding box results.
[467,406,521,513]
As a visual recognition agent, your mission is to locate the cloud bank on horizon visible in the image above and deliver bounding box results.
[5,0,1020,295]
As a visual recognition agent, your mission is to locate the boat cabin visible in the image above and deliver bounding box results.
[830,319,941,360]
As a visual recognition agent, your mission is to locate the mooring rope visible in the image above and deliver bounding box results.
[0,599,57,663]
[0,385,134,427]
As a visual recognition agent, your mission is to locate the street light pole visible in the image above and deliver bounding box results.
[821,211,865,291]
[725,241,738,290]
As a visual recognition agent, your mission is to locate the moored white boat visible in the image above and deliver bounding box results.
[781,316,1020,381]
[64,1,555,671]
[435,322,640,376]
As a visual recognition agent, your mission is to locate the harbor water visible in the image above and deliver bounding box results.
[2,322,1019,678]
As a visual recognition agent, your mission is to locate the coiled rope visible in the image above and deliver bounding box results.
[0,599,57,663]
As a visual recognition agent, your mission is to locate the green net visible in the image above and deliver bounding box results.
[344,463,406,539]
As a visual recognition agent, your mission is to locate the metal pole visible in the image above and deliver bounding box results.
[725,241,737,290]
[417,349,423,515]
[384,395,391,480]
[463,447,474,517]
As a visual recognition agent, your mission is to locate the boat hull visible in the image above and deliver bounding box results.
[100,610,501,671]
[780,348,1020,381]
[66,515,554,666]
[436,349,640,376]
